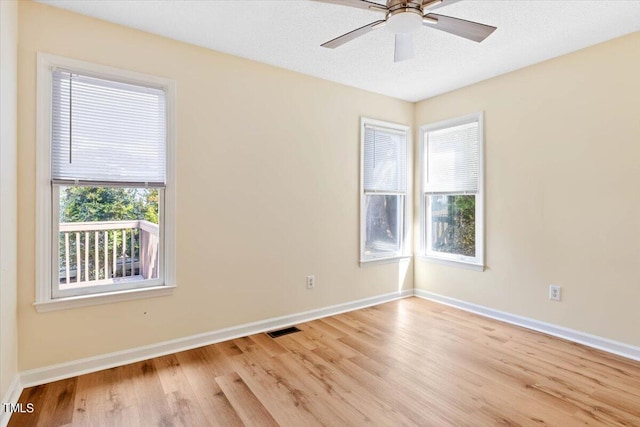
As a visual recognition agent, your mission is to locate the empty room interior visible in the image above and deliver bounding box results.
[1,0,640,425]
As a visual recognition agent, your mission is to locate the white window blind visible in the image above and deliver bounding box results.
[424,121,479,193]
[51,69,167,186]
[363,125,407,193]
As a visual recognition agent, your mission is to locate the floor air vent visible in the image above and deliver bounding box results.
[266,326,301,338]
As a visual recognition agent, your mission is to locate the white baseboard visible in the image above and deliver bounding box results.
[20,289,413,388]
[0,375,22,427]
[414,289,640,362]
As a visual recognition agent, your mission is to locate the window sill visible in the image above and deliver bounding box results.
[360,255,412,266]
[34,284,176,313]
[416,255,484,271]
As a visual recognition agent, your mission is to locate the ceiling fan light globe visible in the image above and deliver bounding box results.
[386,11,423,33]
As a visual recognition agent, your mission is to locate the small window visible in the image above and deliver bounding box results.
[360,118,409,262]
[36,54,175,310]
[420,113,484,268]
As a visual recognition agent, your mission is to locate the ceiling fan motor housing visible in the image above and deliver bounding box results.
[386,0,423,9]
[385,0,424,33]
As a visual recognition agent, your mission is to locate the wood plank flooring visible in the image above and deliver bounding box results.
[10,297,640,426]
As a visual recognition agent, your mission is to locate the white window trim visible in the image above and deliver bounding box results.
[360,117,412,264]
[34,53,177,312]
[419,112,484,270]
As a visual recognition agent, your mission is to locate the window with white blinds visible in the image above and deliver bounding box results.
[363,125,407,193]
[361,118,409,262]
[420,113,484,269]
[424,121,478,194]
[35,53,176,311]
[51,70,167,186]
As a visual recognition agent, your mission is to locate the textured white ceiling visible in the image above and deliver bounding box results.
[37,0,640,102]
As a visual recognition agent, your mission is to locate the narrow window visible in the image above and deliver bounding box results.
[361,118,409,262]
[421,113,484,268]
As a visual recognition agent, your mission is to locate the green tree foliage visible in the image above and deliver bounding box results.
[449,195,475,257]
[432,195,475,257]
[143,190,159,224]
[61,186,158,224]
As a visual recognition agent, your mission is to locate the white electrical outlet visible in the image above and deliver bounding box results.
[306,275,315,290]
[549,285,561,301]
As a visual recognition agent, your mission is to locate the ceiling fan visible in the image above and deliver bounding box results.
[313,0,497,62]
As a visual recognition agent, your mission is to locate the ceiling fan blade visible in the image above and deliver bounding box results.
[310,0,388,12]
[321,20,386,49]
[422,0,464,12]
[394,33,414,63]
[423,13,496,42]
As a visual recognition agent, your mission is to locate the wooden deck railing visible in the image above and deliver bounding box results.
[58,220,159,286]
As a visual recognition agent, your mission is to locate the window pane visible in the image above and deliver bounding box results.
[424,121,479,193]
[363,126,407,192]
[57,186,160,290]
[428,194,475,257]
[364,194,403,256]
[52,71,166,184]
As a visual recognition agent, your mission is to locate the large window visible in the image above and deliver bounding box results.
[420,113,484,269]
[36,54,175,311]
[361,118,409,262]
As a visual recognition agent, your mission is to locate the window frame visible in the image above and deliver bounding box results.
[35,53,176,312]
[419,112,484,270]
[360,117,411,263]
[50,184,166,300]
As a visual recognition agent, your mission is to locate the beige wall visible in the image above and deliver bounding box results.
[16,1,639,373]
[0,0,19,398]
[17,2,414,371]
[415,32,640,346]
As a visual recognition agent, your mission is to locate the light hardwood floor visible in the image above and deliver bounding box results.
[10,297,640,426]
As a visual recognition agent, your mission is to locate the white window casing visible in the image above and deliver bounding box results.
[35,53,176,312]
[360,117,411,263]
[419,112,484,270]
